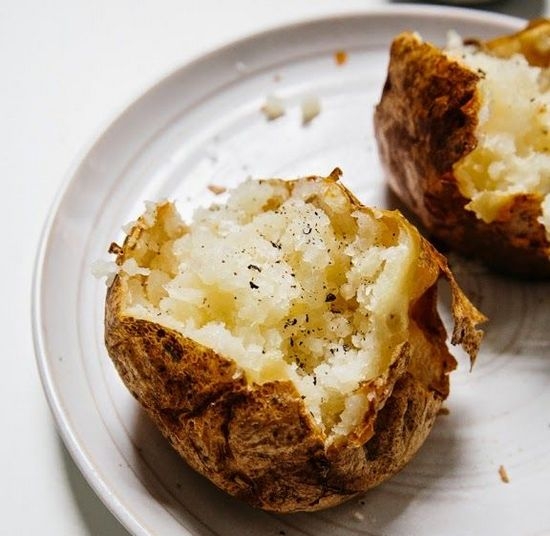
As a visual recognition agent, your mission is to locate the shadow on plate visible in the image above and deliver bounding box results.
[60,438,131,536]
[388,0,545,20]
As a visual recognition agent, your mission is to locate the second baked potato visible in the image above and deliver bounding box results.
[374,20,550,277]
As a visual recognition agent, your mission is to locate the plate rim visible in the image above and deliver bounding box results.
[32,5,526,535]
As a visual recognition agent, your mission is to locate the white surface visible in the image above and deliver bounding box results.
[3,1,549,535]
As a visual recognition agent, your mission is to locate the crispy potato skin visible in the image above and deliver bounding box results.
[374,29,550,278]
[482,19,550,67]
[104,178,484,512]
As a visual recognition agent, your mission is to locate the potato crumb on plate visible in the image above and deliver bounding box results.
[301,94,321,124]
[261,95,285,120]
[207,184,227,195]
[498,465,510,483]
[334,49,348,65]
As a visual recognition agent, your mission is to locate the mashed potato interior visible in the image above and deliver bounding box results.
[121,178,418,439]
[445,33,550,240]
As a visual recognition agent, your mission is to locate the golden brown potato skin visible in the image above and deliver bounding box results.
[374,27,550,278]
[104,179,484,512]
[482,18,550,67]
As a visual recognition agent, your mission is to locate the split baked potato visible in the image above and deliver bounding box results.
[104,171,485,512]
[374,19,550,278]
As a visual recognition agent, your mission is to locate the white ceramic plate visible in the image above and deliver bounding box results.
[33,6,550,536]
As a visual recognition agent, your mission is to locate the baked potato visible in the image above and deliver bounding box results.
[374,20,550,278]
[104,171,485,512]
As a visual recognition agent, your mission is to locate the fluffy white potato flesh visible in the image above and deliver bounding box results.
[445,34,550,240]
[120,177,421,441]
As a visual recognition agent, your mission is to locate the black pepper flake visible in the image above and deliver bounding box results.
[284,318,298,328]
[303,224,312,235]
[270,240,282,249]
[325,293,336,302]
[249,281,259,289]
[290,337,294,347]
[313,376,317,385]
[247,264,261,272]
[305,313,309,323]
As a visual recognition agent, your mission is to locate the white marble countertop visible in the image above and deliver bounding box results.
[2,1,547,534]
